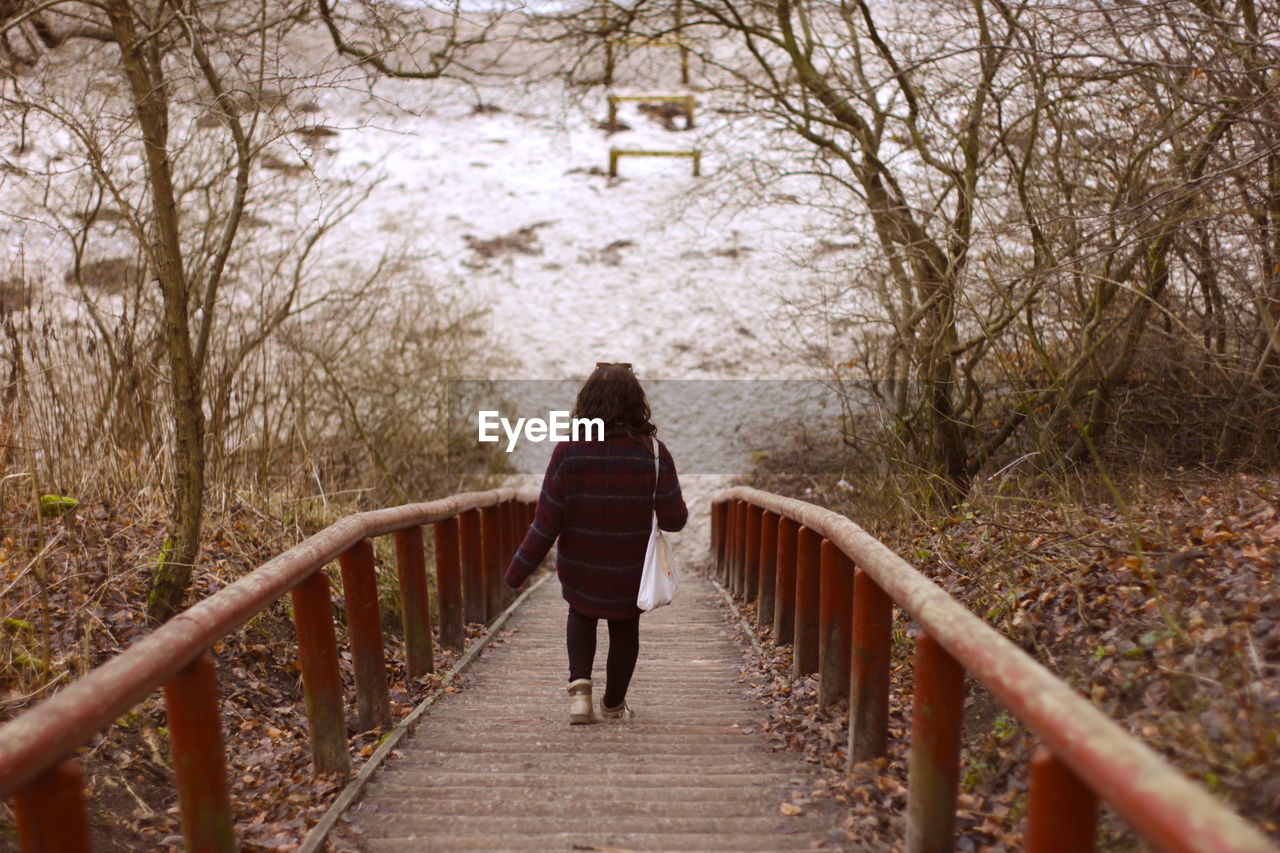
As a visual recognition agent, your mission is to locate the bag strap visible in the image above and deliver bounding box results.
[651,437,660,506]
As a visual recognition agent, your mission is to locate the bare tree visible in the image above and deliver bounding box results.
[0,0,502,621]
[567,0,1280,499]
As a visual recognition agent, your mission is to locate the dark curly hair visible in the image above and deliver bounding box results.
[571,363,655,438]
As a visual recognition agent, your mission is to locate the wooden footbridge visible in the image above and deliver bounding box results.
[332,573,847,852]
[0,488,1275,853]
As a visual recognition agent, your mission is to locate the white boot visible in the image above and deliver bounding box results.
[568,678,595,725]
[600,697,634,720]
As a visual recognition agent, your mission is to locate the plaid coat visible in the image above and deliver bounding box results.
[504,434,687,619]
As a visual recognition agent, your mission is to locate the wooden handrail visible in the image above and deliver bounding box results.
[712,486,1276,853]
[0,487,538,852]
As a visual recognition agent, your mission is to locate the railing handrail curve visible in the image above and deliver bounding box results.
[714,486,1275,853]
[0,486,536,800]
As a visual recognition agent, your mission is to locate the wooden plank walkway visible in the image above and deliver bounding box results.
[334,573,856,852]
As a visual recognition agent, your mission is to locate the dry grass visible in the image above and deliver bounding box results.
[0,249,508,702]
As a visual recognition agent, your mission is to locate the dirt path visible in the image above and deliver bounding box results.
[337,574,857,852]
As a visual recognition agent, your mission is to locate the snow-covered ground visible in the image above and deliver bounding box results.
[316,72,824,382]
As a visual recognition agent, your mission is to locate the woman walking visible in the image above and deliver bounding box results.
[504,363,688,724]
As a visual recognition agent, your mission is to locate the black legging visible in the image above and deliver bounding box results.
[566,607,640,708]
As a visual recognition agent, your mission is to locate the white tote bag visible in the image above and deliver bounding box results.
[637,438,679,611]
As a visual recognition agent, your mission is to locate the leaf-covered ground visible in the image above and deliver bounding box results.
[724,471,1280,851]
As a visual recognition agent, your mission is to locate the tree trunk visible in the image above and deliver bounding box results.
[1063,245,1170,467]
[921,279,969,507]
[106,1,206,625]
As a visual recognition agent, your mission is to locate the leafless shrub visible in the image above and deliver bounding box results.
[261,267,506,506]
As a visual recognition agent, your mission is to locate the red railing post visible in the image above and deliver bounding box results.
[163,651,236,853]
[711,500,727,582]
[339,540,392,731]
[524,502,536,556]
[290,570,350,775]
[492,502,506,608]
[818,542,853,706]
[756,510,779,632]
[737,494,747,594]
[906,633,966,853]
[502,498,513,555]
[513,500,531,579]
[1028,746,1099,853]
[773,516,799,644]
[743,504,762,603]
[459,508,485,624]
[721,499,735,586]
[849,567,892,764]
[433,516,464,651]
[494,501,507,608]
[394,526,436,676]
[510,502,522,594]
[480,504,502,620]
[13,758,91,853]
[503,500,519,605]
[792,528,822,678]
[728,500,743,595]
